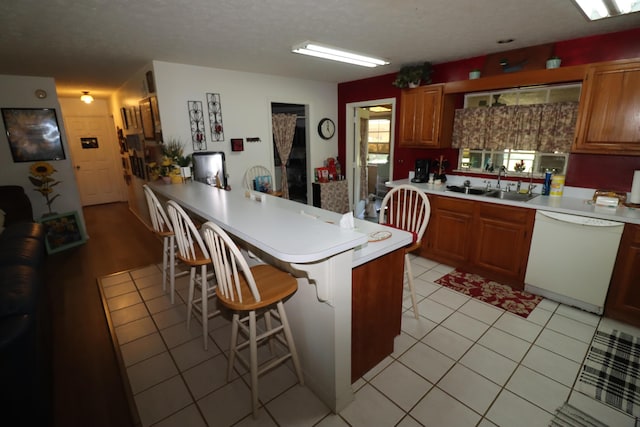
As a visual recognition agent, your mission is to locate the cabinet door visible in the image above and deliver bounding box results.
[471,203,534,289]
[421,195,474,264]
[605,224,640,327]
[399,85,444,148]
[573,60,640,155]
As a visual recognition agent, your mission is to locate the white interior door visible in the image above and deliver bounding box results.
[66,116,123,206]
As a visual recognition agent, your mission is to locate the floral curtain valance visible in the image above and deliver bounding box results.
[452,102,579,153]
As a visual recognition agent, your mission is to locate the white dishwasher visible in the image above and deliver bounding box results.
[524,210,624,315]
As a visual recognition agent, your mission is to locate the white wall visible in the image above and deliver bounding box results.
[152,60,338,192]
[0,75,86,229]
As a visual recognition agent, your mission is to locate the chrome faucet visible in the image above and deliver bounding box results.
[496,165,507,189]
[527,167,537,195]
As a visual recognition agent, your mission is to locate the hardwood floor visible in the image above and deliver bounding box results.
[45,202,161,427]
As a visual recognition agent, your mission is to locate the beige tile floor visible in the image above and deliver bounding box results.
[100,257,640,427]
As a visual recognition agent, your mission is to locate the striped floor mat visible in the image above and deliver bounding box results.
[550,403,607,427]
[577,329,640,418]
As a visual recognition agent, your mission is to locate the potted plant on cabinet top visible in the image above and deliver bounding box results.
[392,62,433,88]
[546,56,561,69]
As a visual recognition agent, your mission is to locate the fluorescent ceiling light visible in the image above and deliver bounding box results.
[292,41,389,68]
[573,0,640,20]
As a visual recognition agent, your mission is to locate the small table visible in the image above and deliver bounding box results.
[312,180,349,213]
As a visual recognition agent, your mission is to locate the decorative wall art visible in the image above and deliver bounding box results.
[139,98,155,140]
[2,108,65,162]
[128,106,139,129]
[231,138,244,152]
[188,100,206,150]
[246,137,261,143]
[121,107,129,130]
[80,137,99,149]
[39,211,87,254]
[145,70,156,93]
[150,96,161,139]
[206,93,224,141]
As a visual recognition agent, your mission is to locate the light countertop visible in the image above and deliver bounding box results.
[150,181,412,266]
[387,177,640,225]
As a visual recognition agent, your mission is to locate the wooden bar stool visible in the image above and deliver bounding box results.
[143,185,183,304]
[201,221,303,417]
[166,200,219,350]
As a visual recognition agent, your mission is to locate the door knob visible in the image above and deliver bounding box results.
[76,165,80,170]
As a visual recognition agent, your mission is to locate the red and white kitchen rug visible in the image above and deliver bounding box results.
[435,269,542,318]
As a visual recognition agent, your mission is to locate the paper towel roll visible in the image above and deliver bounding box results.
[630,170,640,204]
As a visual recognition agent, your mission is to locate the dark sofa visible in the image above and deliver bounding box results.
[0,186,49,424]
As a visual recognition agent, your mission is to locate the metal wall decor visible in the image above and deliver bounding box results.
[188,100,206,151]
[206,93,224,141]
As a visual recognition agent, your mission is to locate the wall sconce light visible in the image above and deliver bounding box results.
[292,41,389,68]
[80,91,94,104]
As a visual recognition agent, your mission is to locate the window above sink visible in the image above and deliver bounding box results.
[454,83,580,178]
[457,148,568,178]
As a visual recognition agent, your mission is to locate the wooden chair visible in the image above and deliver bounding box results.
[201,221,303,417]
[166,200,219,350]
[143,185,181,304]
[243,165,282,196]
[378,184,431,319]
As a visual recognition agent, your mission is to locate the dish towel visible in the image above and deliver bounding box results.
[577,329,640,418]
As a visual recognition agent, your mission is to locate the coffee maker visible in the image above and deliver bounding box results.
[411,159,430,183]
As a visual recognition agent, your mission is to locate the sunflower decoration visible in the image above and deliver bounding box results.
[29,161,62,215]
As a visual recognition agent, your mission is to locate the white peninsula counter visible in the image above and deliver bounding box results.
[150,181,412,412]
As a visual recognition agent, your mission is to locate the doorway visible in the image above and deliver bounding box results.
[65,115,123,206]
[345,98,395,216]
[271,103,308,204]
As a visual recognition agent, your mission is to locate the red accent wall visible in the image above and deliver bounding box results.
[338,28,640,191]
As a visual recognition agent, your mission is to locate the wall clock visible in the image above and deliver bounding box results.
[318,118,335,140]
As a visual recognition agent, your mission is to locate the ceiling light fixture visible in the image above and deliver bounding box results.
[573,0,640,20]
[80,91,94,104]
[292,41,390,68]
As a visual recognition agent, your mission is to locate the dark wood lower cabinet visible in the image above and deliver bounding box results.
[471,203,535,290]
[351,249,404,382]
[420,194,534,290]
[605,223,640,328]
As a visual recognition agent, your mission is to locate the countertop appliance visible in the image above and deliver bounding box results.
[192,151,228,188]
[411,159,429,183]
[525,211,624,315]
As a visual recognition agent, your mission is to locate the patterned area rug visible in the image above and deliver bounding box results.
[577,329,640,418]
[435,269,542,318]
[550,403,608,427]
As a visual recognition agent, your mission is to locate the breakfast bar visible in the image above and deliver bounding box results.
[149,181,412,412]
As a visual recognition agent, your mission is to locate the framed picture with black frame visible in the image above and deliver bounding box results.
[2,108,66,162]
[139,97,155,140]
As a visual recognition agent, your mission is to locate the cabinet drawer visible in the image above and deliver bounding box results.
[435,195,475,213]
[477,202,530,223]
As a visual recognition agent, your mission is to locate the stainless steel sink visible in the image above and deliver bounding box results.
[445,185,491,196]
[483,190,539,202]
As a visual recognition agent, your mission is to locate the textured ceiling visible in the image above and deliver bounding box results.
[1,0,639,98]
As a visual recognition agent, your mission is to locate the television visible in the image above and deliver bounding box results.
[192,151,228,188]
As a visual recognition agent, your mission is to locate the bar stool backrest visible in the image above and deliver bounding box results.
[166,200,209,262]
[202,221,261,305]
